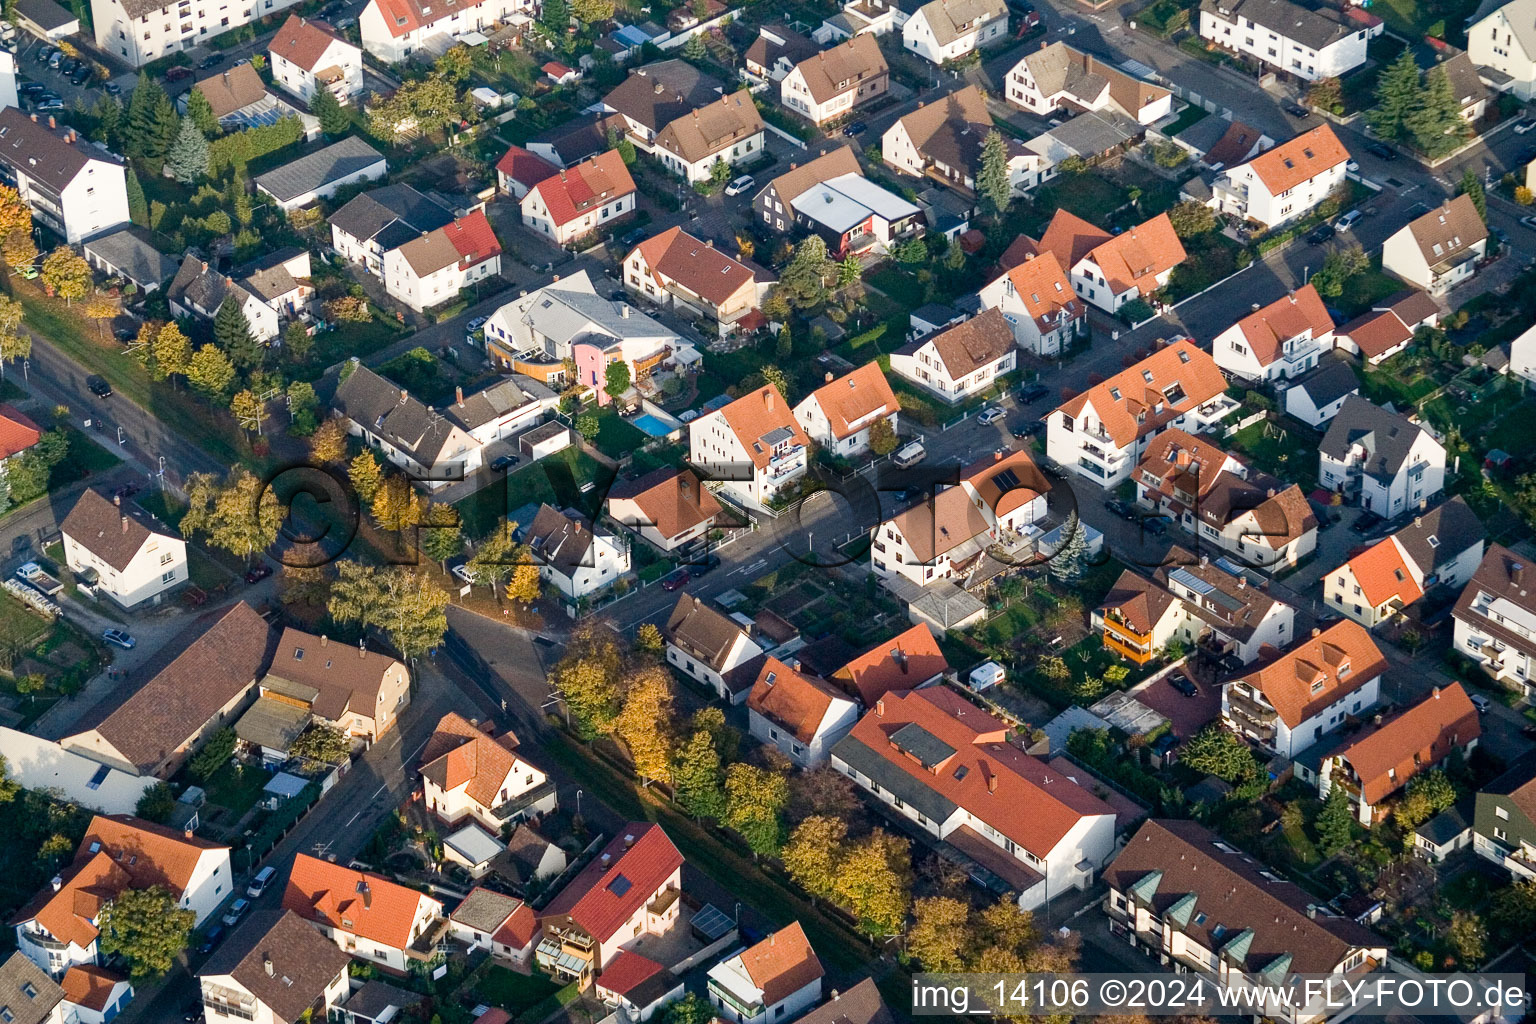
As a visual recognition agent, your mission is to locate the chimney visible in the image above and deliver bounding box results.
[456,386,464,406]
[994,451,1002,461]
[321,635,328,647]
[359,638,367,658]
[1415,516,1423,528]
[1266,487,1276,498]
[1288,290,1297,304]
[764,389,775,411]
[398,389,408,405]
[1311,627,1321,638]
[361,883,371,909]
[1514,562,1526,586]
[624,832,635,848]
[48,116,55,129]
[114,493,121,507]
[621,305,631,318]
[50,876,62,893]
[769,932,775,946]
[1200,554,1209,566]
[121,515,129,533]
[1433,685,1441,699]
[30,113,36,122]
[184,828,193,839]
[1251,303,1260,312]
[875,698,884,717]
[986,771,997,794]
[264,956,274,977]
[601,853,612,866]
[825,371,833,383]
[552,274,560,283]
[1307,904,1318,920]
[1238,575,1246,589]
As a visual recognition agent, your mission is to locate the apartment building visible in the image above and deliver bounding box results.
[1198,0,1369,80]
[93,0,303,65]
[0,109,128,244]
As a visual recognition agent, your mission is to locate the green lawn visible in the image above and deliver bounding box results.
[473,966,561,1011]
[1230,420,1319,484]
[1336,266,1408,318]
[0,591,51,649]
[1360,363,1442,408]
[1164,104,1210,138]
[453,447,609,539]
[187,545,234,590]
[588,406,649,460]
[201,761,268,816]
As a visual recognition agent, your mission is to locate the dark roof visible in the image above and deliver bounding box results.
[443,376,554,432]
[253,136,384,203]
[1391,496,1483,576]
[1480,748,1536,826]
[525,504,597,574]
[1106,819,1383,974]
[201,910,351,1023]
[167,256,260,317]
[0,952,64,1024]
[60,488,176,572]
[329,184,454,249]
[603,60,724,133]
[745,25,818,70]
[528,112,630,165]
[1453,544,1536,662]
[333,363,465,468]
[1319,395,1434,481]
[83,228,179,287]
[1289,355,1358,408]
[341,979,424,1021]
[0,109,119,196]
[1199,0,1355,49]
[65,603,276,776]
[1416,799,1472,845]
[793,979,894,1024]
[13,0,76,31]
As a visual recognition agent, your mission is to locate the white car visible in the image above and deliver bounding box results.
[1337,209,1362,230]
[724,175,755,197]
[1516,118,1536,134]
[222,899,250,926]
[977,407,1004,426]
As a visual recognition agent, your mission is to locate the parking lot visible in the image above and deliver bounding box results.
[12,34,117,114]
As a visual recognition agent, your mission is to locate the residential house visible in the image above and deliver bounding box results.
[382,208,501,312]
[0,729,153,816]
[61,603,274,779]
[1212,123,1350,228]
[1104,819,1387,1024]
[604,61,724,147]
[903,0,1007,64]
[1324,499,1485,628]
[596,953,684,1022]
[270,14,363,105]
[624,227,770,336]
[0,405,38,469]
[882,85,1039,195]
[330,184,455,276]
[1211,284,1335,383]
[1198,0,1370,80]
[663,594,767,703]
[358,0,532,61]
[1453,544,1536,692]
[199,910,352,1024]
[524,504,631,602]
[753,147,924,256]
[13,815,233,977]
[745,25,818,81]
[166,251,306,344]
[60,964,131,1024]
[871,449,1050,587]
[1380,194,1488,296]
[813,0,910,42]
[793,362,900,457]
[260,628,411,741]
[535,823,685,983]
[889,309,1020,401]
[91,0,302,65]
[0,952,65,1024]
[975,252,1087,355]
[706,923,824,1024]
[81,228,178,294]
[1469,750,1536,879]
[1220,620,1387,757]
[526,112,632,169]
[831,686,1117,908]
[14,0,77,41]
[183,64,312,134]
[0,109,128,244]
[1334,290,1441,365]
[1024,108,1144,170]
[794,980,894,1024]
[441,376,559,448]
[1133,427,1247,517]
[1094,548,1295,666]
[447,888,538,966]
[1318,395,1447,514]
[688,384,810,508]
[1047,340,1235,486]
[1308,683,1480,824]
[1437,48,1492,120]
[60,488,187,610]
[482,271,681,392]
[780,34,889,126]
[418,712,556,833]
[747,657,861,767]
[654,90,764,183]
[253,136,386,212]
[1004,41,1173,124]
[1469,0,1536,101]
[827,623,950,705]
[607,468,723,554]
[1021,208,1186,315]
[331,364,482,485]
[495,145,560,200]
[1281,355,1359,427]
[521,150,638,247]
[283,855,445,973]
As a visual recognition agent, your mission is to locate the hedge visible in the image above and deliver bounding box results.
[209,117,306,174]
[847,324,887,349]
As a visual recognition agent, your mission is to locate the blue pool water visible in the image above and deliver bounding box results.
[632,414,675,436]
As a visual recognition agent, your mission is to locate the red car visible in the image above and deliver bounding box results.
[244,564,273,584]
[661,569,691,591]
[164,65,193,82]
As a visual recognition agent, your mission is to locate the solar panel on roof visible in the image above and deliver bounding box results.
[608,874,632,897]
[993,468,1021,492]
[1169,567,1215,596]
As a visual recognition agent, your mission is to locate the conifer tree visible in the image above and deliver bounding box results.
[167,117,209,183]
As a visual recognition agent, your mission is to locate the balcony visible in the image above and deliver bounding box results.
[1225,692,1277,738]
[708,979,766,1020]
[1105,630,1154,664]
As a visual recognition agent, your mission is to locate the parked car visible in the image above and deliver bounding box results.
[1470,693,1492,714]
[34,45,54,63]
[18,81,44,95]
[842,121,867,137]
[102,629,137,650]
[103,81,121,96]
[464,315,487,345]
[1337,209,1363,231]
[1517,117,1536,134]
[221,898,250,927]
[1104,498,1137,520]
[1016,382,1049,403]
[1012,419,1045,438]
[1306,224,1335,245]
[1350,510,1384,534]
[70,65,92,85]
[724,174,755,197]
[490,453,519,472]
[60,57,81,74]
[164,65,193,81]
[1282,101,1311,118]
[452,562,474,584]
[1141,515,1170,536]
[197,927,224,956]
[33,96,64,111]
[47,50,61,68]
[247,866,276,898]
[198,53,222,69]
[1364,141,1397,161]
[244,564,272,584]
[618,226,647,247]
[977,406,1004,425]
[1170,676,1199,697]
[661,568,691,591]
[87,375,112,397]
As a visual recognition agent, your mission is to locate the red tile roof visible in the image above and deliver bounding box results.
[1339,308,1413,359]
[1004,252,1082,329]
[597,951,666,997]
[1057,340,1227,449]
[0,404,41,460]
[494,902,538,950]
[1346,536,1424,610]
[1235,620,1387,728]
[528,150,637,229]
[1243,123,1349,196]
[538,824,683,943]
[418,712,526,809]
[747,657,848,743]
[717,385,810,471]
[802,362,899,441]
[269,14,348,71]
[1227,284,1334,366]
[444,208,501,266]
[9,851,128,949]
[59,965,123,1011]
[368,0,499,37]
[496,144,558,189]
[632,226,756,307]
[1335,683,1479,805]
[738,921,824,1005]
[830,624,949,705]
[78,814,227,895]
[283,853,439,950]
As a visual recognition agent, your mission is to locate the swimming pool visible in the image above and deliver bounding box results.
[632,413,677,437]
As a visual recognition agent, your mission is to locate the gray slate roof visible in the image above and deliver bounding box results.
[14,0,77,31]
[342,980,424,1022]
[526,504,597,573]
[201,910,351,1024]
[1319,395,1434,482]
[83,228,178,287]
[1289,355,1359,408]
[1044,109,1140,156]
[1391,496,1483,577]
[603,59,725,133]
[0,108,120,197]
[329,184,454,250]
[830,733,957,823]
[253,135,384,203]
[449,887,523,933]
[332,363,463,468]
[444,376,555,432]
[1200,0,1356,49]
[0,952,65,1024]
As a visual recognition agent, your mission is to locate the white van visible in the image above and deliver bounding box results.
[247,866,276,898]
[893,441,926,468]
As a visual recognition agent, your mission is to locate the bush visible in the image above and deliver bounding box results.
[1518,186,1534,205]
[208,117,305,174]
[1119,298,1156,324]
[847,324,887,350]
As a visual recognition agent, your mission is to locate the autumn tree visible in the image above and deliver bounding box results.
[98,886,195,978]
[371,474,422,533]
[290,722,351,766]
[83,295,119,338]
[906,896,974,971]
[465,523,517,589]
[724,763,789,856]
[552,623,625,736]
[571,0,615,20]
[40,246,90,304]
[231,389,266,435]
[834,829,912,936]
[616,664,676,784]
[349,450,382,502]
[2,230,37,273]
[1396,768,1457,830]
[867,416,898,456]
[673,727,725,820]
[187,344,236,399]
[0,296,24,369]
[326,562,450,659]
[182,468,284,560]
[635,622,663,653]
[781,815,847,900]
[0,184,31,244]
[505,560,541,605]
[152,322,191,382]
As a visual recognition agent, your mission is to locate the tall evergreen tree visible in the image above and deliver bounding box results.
[310,87,351,136]
[125,74,178,162]
[1048,511,1086,584]
[976,129,1012,217]
[1458,168,1488,222]
[125,166,148,227]
[541,0,569,35]
[213,296,261,371]
[1368,48,1421,143]
[92,94,123,148]
[167,117,209,184]
[185,88,219,137]
[1405,64,1467,157]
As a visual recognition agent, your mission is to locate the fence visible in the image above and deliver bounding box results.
[760,120,810,150]
[1223,409,1268,436]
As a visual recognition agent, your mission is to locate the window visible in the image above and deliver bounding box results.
[1497,806,1510,820]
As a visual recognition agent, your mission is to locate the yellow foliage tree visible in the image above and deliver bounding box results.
[505,560,541,605]
[906,897,974,972]
[309,419,347,463]
[615,664,676,784]
[371,474,421,533]
[831,829,911,937]
[781,815,846,901]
